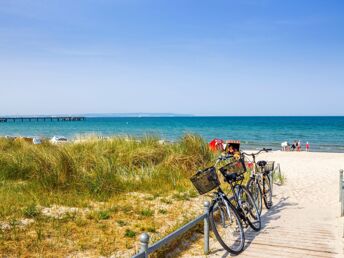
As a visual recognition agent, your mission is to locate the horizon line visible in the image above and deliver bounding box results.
[1,113,344,118]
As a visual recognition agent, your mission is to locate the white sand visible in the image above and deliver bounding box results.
[180,151,344,257]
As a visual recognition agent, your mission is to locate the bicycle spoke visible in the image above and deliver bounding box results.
[211,199,245,254]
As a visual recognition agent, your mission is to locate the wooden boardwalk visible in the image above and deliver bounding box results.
[179,152,344,258]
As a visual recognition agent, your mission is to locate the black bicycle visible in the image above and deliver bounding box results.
[190,155,260,254]
[242,148,273,214]
[191,156,244,254]
[218,155,261,232]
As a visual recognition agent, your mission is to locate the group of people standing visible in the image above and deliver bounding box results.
[281,140,310,152]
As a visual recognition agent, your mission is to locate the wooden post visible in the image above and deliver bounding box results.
[340,170,343,202]
[341,173,344,217]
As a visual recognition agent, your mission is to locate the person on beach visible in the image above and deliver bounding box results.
[291,142,296,151]
[281,141,288,151]
[306,142,310,152]
[297,140,301,151]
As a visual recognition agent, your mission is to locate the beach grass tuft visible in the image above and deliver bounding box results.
[274,167,286,185]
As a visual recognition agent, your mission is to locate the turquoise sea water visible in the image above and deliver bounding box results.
[0,116,344,152]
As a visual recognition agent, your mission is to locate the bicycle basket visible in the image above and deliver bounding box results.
[219,158,246,176]
[190,167,220,195]
[256,161,275,173]
[264,161,275,172]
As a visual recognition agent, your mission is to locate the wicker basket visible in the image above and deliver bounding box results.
[190,167,220,195]
[219,158,246,176]
[256,161,275,173]
[264,161,275,172]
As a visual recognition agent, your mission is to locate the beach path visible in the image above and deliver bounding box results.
[179,152,344,258]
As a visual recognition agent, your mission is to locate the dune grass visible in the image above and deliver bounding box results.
[0,134,212,198]
[273,165,286,185]
[0,134,214,256]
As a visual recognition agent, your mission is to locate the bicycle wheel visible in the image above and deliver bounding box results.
[209,198,245,255]
[262,174,273,209]
[246,177,262,215]
[237,186,261,231]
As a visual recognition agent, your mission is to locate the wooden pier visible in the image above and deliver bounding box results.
[0,116,86,123]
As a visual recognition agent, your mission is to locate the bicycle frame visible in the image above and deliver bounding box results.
[244,150,270,188]
[211,188,234,225]
[228,178,243,203]
[248,156,264,190]
[222,175,248,220]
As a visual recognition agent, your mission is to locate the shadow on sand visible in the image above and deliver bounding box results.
[209,194,298,257]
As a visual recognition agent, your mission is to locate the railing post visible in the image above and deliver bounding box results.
[340,170,343,202]
[204,201,210,255]
[270,164,275,196]
[341,171,344,217]
[139,233,150,257]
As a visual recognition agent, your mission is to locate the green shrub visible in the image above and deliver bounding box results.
[98,211,110,220]
[124,229,136,238]
[23,204,40,218]
[140,209,153,217]
[116,220,128,227]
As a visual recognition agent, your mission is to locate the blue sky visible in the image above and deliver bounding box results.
[0,0,343,116]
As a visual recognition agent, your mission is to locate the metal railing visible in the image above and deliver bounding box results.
[132,163,279,258]
[132,201,210,258]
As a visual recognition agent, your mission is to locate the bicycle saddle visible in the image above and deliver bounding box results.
[221,171,244,182]
[224,173,237,181]
[257,160,267,167]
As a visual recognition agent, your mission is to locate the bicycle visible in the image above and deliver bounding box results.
[190,155,260,254]
[242,148,273,215]
[218,155,261,232]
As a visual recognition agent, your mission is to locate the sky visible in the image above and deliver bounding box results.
[0,0,344,116]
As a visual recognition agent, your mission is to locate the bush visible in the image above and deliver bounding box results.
[98,211,110,220]
[23,204,40,218]
[124,229,136,238]
[140,209,153,217]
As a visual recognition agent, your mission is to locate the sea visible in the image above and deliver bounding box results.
[0,116,344,152]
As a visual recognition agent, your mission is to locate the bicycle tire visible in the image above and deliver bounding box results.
[209,198,245,255]
[237,185,261,231]
[246,177,263,215]
[263,174,273,209]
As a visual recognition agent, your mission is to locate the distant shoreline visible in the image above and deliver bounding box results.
[1,114,344,118]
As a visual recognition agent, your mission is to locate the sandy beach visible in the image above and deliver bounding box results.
[180,151,344,257]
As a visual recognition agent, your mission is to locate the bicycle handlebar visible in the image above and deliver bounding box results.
[196,154,233,174]
[241,148,272,157]
[209,148,272,168]
[214,154,233,166]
